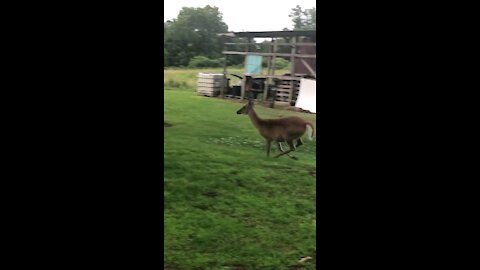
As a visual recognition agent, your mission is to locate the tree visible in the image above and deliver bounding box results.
[288,5,316,31]
[276,4,316,56]
[164,6,228,67]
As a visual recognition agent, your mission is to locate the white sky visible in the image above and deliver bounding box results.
[164,0,316,32]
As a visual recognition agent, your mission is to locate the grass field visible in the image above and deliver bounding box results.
[164,69,316,269]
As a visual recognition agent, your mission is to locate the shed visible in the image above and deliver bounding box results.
[217,30,316,107]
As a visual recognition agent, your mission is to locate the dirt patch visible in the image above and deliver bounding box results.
[310,169,316,178]
[164,122,173,127]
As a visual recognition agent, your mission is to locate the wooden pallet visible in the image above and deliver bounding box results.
[198,93,216,97]
[275,79,300,102]
[197,73,224,97]
[224,95,241,99]
[274,101,291,107]
[197,89,219,97]
[198,86,220,92]
[275,90,290,102]
[197,81,222,88]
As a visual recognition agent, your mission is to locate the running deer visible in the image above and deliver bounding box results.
[236,99,315,160]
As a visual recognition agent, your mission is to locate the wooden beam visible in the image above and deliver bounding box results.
[265,75,303,80]
[289,37,296,103]
[220,62,227,98]
[240,38,251,101]
[263,38,273,102]
[269,39,279,106]
[224,42,316,46]
[271,39,278,77]
[220,43,228,98]
[300,59,316,78]
[222,51,316,59]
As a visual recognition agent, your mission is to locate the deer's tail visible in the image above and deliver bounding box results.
[305,122,315,141]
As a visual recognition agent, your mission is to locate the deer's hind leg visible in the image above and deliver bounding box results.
[274,140,298,160]
[277,142,284,152]
[296,138,304,148]
[277,142,298,160]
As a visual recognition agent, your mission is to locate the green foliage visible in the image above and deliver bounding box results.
[188,55,223,68]
[274,58,290,69]
[164,79,188,89]
[163,48,168,67]
[226,57,244,67]
[289,5,316,30]
[164,5,316,69]
[164,5,228,67]
[263,58,290,69]
[164,90,316,269]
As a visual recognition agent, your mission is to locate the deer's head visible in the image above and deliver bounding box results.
[236,99,254,115]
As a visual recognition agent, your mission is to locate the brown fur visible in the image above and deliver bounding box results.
[236,100,315,159]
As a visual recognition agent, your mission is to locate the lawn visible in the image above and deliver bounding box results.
[164,71,316,269]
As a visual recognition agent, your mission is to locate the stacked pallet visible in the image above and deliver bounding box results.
[275,79,300,103]
[197,73,224,97]
[224,95,242,100]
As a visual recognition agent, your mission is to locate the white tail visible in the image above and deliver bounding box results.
[306,124,314,141]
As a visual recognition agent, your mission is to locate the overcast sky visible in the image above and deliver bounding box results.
[164,0,316,32]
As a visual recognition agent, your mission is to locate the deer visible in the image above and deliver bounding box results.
[236,99,315,160]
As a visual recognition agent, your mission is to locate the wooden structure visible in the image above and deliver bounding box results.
[197,73,223,97]
[217,30,316,106]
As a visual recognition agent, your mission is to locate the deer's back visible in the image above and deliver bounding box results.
[260,116,308,141]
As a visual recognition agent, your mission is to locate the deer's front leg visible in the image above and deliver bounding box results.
[266,140,272,157]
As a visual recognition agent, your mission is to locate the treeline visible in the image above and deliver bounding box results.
[164,5,316,68]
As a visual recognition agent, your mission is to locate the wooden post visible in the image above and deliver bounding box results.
[241,37,251,101]
[263,38,274,102]
[288,37,296,104]
[271,39,278,77]
[300,59,316,78]
[220,42,228,98]
[270,39,278,107]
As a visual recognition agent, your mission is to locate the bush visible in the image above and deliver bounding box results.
[226,55,243,66]
[260,58,290,69]
[165,79,188,89]
[274,58,290,69]
[188,56,224,68]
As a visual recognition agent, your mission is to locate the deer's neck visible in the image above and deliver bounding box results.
[248,108,264,130]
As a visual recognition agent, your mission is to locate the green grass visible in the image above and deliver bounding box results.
[164,67,290,91]
[164,87,316,269]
